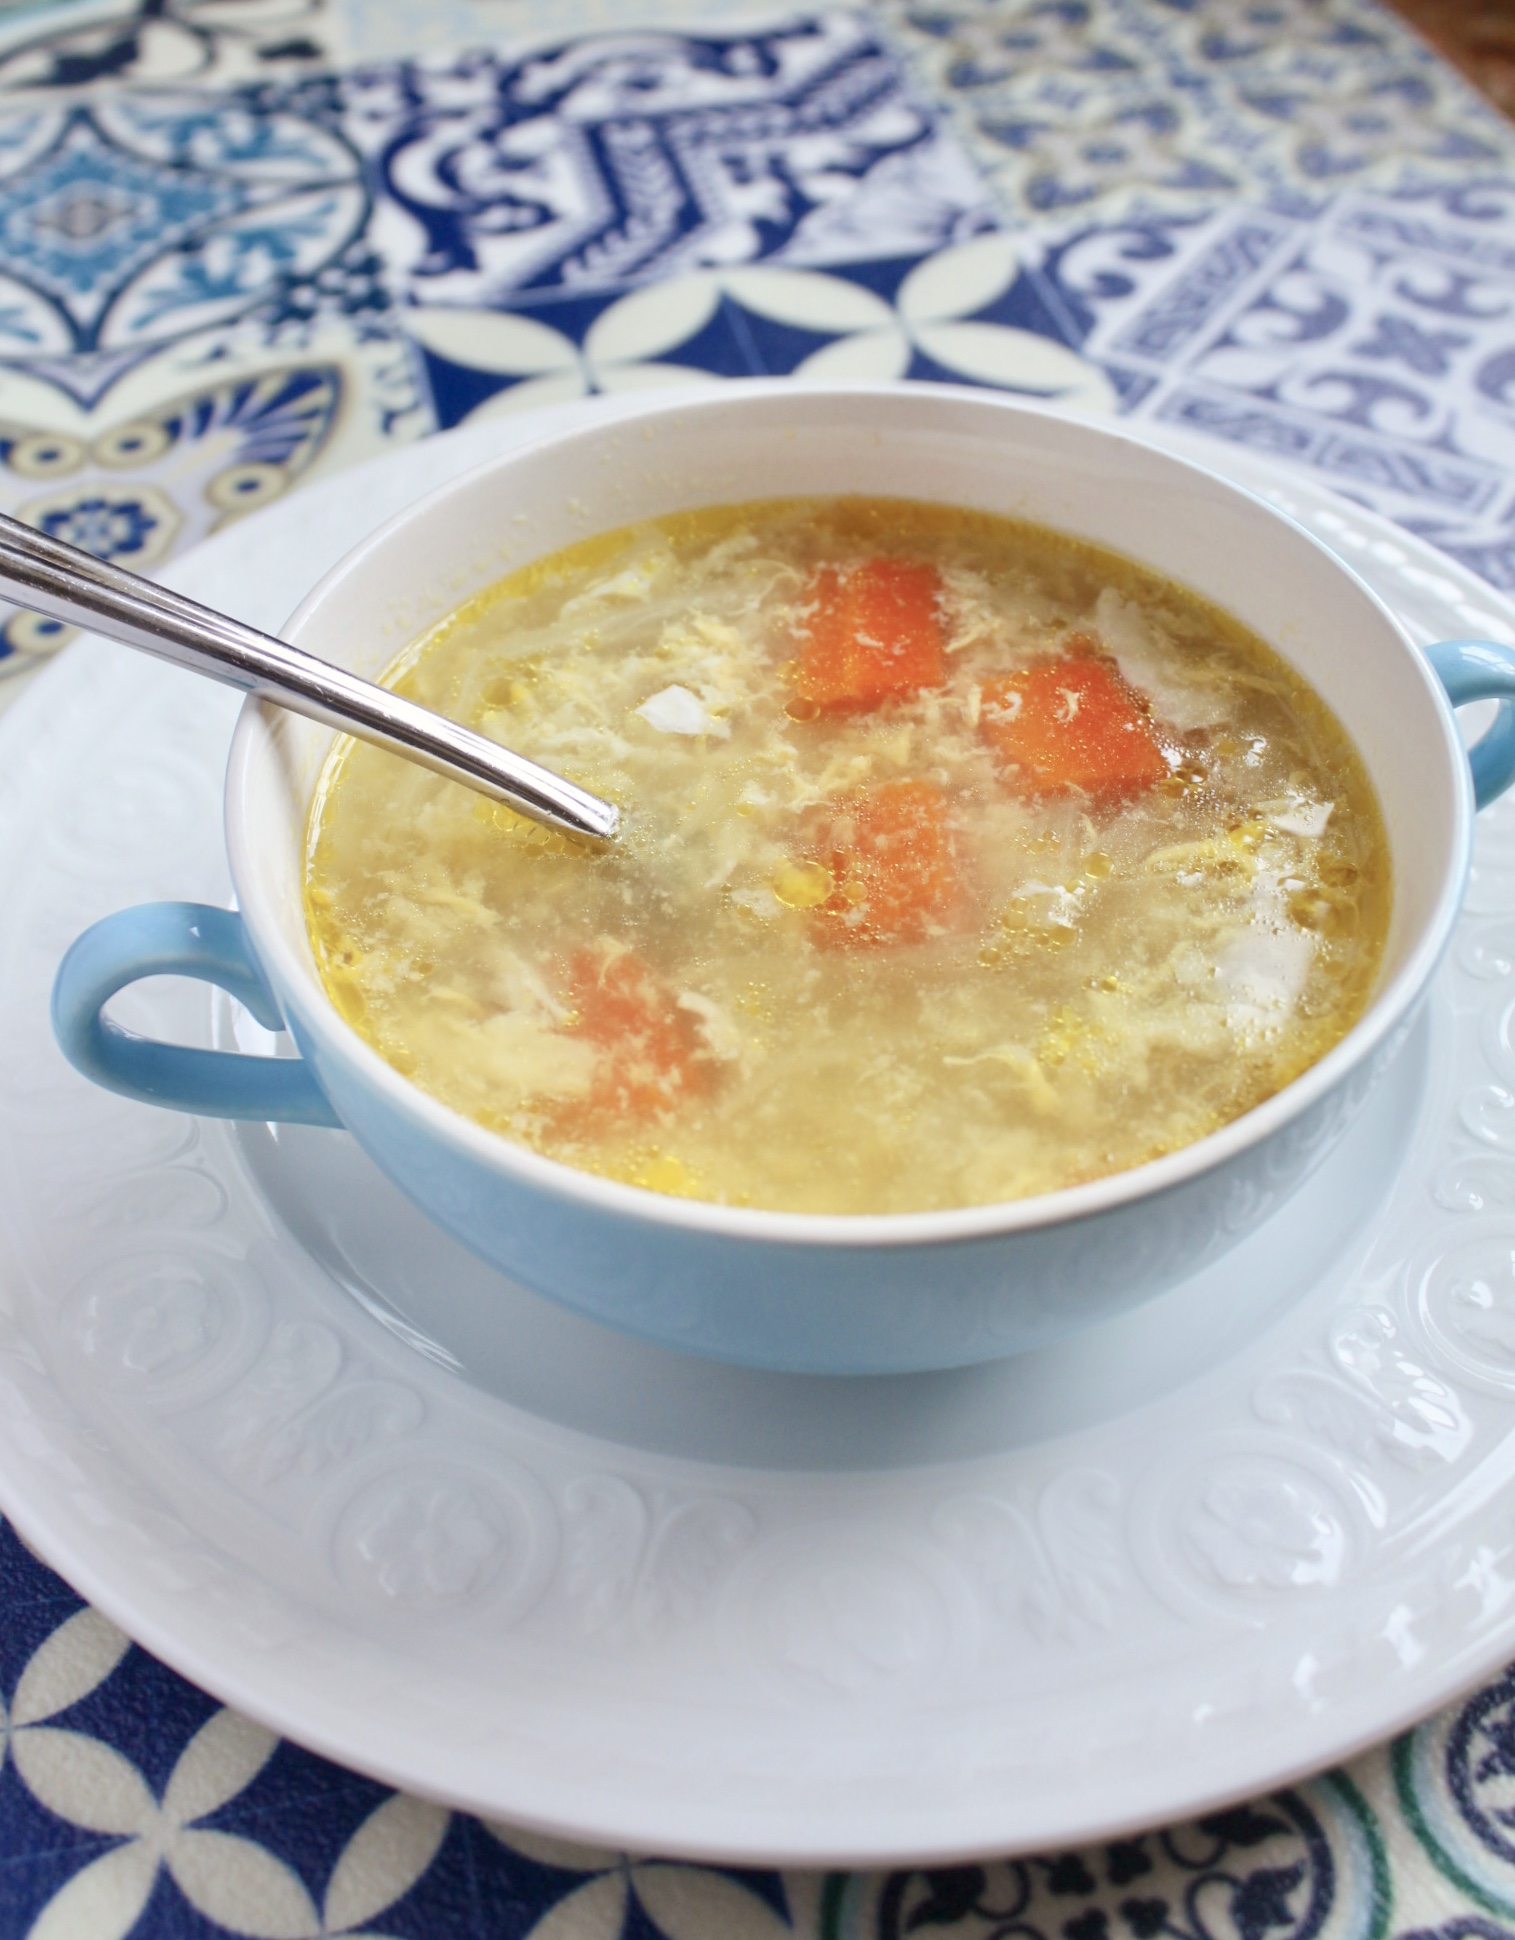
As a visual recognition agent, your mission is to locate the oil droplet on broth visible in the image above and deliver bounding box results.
[631,1152,699,1196]
[772,858,833,909]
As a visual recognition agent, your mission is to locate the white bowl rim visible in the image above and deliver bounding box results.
[227,381,1474,1252]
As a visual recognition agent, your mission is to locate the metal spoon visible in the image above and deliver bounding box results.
[0,511,621,844]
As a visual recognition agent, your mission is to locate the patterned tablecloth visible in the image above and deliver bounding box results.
[4,0,1515,1934]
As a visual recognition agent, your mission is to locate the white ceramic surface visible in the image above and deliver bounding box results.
[6,401,1515,1864]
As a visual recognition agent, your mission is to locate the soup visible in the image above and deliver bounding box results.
[304,497,1391,1216]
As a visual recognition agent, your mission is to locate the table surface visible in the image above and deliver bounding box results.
[4,0,1515,1934]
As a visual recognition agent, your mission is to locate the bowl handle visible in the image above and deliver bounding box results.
[1428,639,1515,810]
[51,902,341,1126]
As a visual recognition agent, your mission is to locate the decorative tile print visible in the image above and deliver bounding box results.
[0,0,341,96]
[334,0,783,63]
[0,359,338,658]
[836,1782,1391,1940]
[0,322,425,667]
[0,11,1082,680]
[1021,180,1515,586]
[342,14,1004,308]
[0,12,1001,368]
[883,0,1515,225]
[894,0,1243,220]
[405,242,1114,426]
[1394,1665,1515,1917]
[0,1514,1496,1940]
[0,89,368,366]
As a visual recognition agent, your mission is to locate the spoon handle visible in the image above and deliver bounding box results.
[0,512,620,843]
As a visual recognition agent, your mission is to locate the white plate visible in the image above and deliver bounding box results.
[5,396,1515,1869]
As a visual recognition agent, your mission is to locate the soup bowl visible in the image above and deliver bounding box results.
[50,383,1515,1374]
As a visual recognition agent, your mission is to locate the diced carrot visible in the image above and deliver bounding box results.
[980,648,1167,801]
[554,945,709,1128]
[810,779,959,946]
[794,558,946,714]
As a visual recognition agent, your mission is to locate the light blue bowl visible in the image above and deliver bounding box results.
[50,386,1515,1373]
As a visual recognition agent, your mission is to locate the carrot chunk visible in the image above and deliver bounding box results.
[556,945,709,1127]
[980,650,1167,801]
[810,779,959,946]
[795,559,946,714]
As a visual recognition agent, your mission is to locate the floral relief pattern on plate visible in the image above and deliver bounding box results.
[330,1456,557,1620]
[1252,1307,1475,1477]
[1413,1227,1515,1393]
[62,1242,269,1408]
[929,1469,1126,1644]
[561,1473,757,1644]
